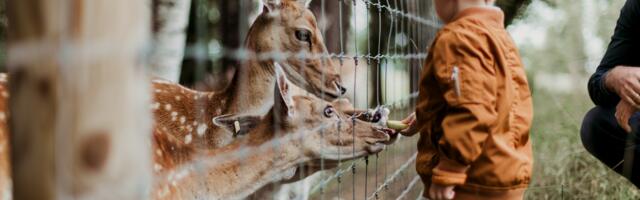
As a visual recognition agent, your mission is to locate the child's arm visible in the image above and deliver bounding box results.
[430,31,498,186]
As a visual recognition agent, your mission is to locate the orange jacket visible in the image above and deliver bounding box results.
[415,7,533,196]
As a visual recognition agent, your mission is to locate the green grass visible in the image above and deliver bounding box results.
[525,89,640,199]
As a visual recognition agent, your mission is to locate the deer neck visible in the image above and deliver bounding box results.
[226,19,281,116]
[226,59,276,116]
[157,126,308,199]
[151,58,276,149]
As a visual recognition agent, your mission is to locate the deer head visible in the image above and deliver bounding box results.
[214,64,391,163]
[246,0,345,101]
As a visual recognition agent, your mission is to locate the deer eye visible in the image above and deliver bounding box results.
[295,29,312,43]
[323,106,335,118]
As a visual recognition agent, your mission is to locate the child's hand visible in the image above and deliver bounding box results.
[428,183,455,200]
[399,112,418,136]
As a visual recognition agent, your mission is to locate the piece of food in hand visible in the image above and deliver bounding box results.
[386,120,408,131]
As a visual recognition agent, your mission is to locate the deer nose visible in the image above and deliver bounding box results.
[335,82,347,95]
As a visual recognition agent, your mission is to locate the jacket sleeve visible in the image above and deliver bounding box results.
[588,0,640,107]
[429,31,498,186]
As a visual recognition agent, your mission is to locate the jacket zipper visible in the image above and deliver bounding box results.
[451,66,461,97]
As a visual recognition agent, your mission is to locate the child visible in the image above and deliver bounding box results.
[400,0,533,199]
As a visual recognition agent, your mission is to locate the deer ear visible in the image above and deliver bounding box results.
[213,115,262,137]
[262,0,282,12]
[274,62,295,118]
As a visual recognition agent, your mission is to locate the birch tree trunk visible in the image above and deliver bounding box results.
[7,0,153,199]
[149,0,192,82]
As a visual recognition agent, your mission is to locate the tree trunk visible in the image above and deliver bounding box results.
[149,0,192,82]
[7,0,153,199]
[309,0,351,54]
[219,0,244,73]
[368,0,394,106]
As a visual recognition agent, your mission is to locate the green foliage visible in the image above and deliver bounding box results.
[515,0,626,75]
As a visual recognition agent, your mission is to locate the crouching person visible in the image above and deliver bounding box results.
[399,0,534,199]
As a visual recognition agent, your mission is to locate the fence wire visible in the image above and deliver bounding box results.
[302,0,432,199]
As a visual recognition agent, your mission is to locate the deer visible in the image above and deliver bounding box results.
[0,67,390,199]
[150,0,350,150]
[151,66,394,199]
[150,1,389,198]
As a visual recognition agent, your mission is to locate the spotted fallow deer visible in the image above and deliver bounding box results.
[0,70,385,199]
[152,66,393,200]
[150,0,346,150]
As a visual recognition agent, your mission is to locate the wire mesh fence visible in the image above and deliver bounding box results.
[246,0,438,199]
[176,0,442,199]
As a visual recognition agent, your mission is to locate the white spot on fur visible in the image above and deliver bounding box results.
[208,93,214,99]
[196,124,208,136]
[192,121,197,126]
[175,169,190,180]
[216,108,222,115]
[186,125,193,132]
[157,185,170,198]
[1,91,8,98]
[154,163,163,172]
[179,116,186,124]
[164,104,172,111]
[185,134,192,144]
[171,112,178,117]
[151,102,160,110]
[175,96,181,101]
[0,112,6,121]
[156,149,163,156]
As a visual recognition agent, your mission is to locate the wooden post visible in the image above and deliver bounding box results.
[7,0,153,199]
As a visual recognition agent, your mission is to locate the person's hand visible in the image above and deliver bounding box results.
[399,112,418,136]
[428,183,455,200]
[606,66,640,108]
[616,100,637,133]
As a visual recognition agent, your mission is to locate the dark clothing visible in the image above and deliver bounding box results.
[588,0,640,107]
[581,106,640,187]
[583,0,640,188]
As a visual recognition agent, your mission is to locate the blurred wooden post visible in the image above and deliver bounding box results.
[150,0,192,82]
[7,0,153,199]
